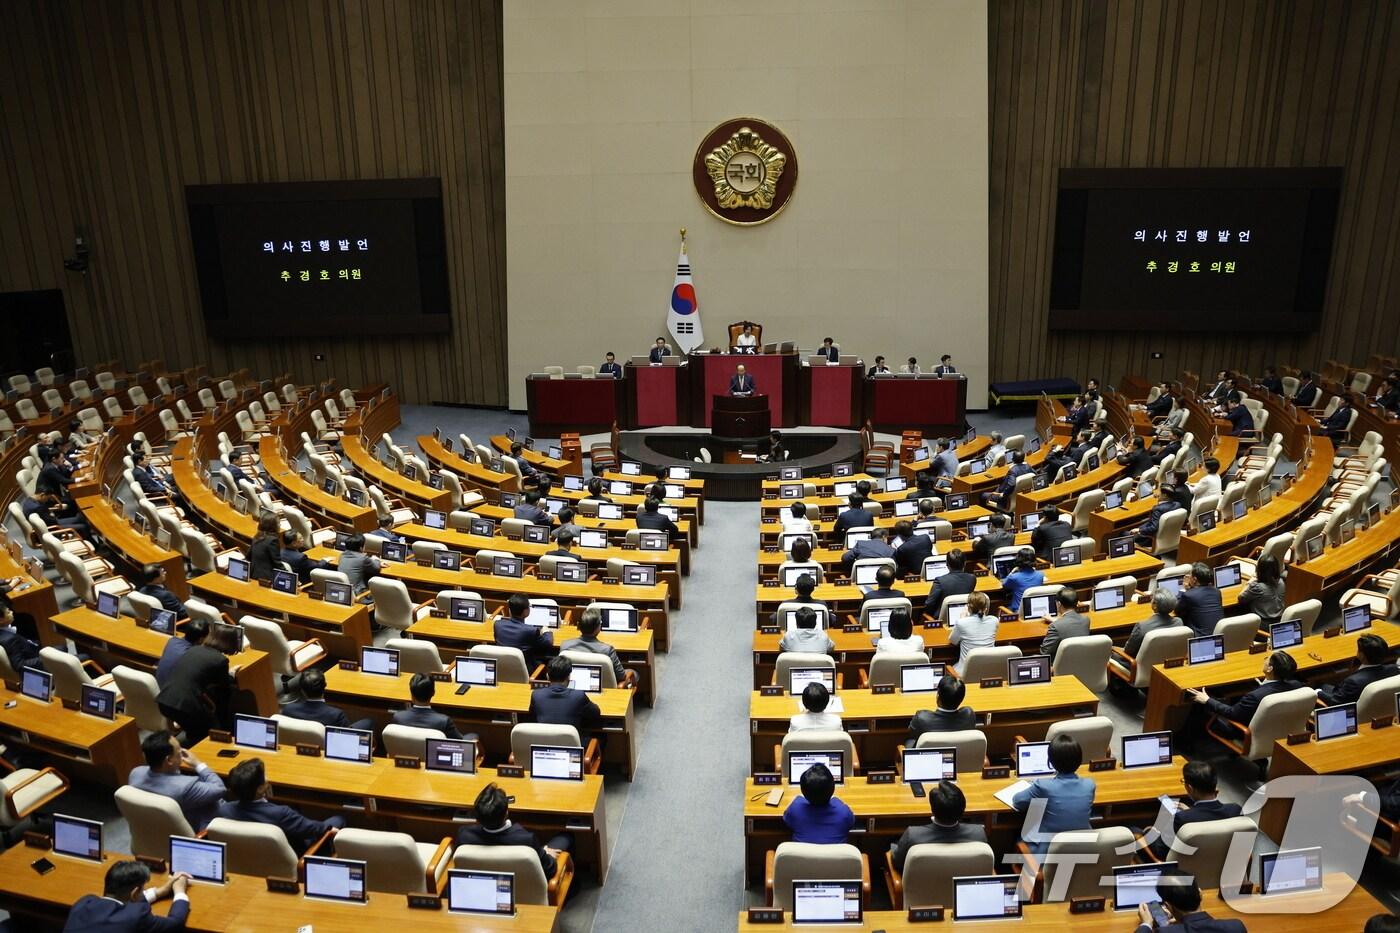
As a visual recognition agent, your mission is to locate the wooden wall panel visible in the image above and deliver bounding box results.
[990,0,1400,389]
[0,0,506,406]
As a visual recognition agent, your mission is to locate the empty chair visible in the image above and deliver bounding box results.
[239,615,324,686]
[865,652,931,689]
[778,731,857,778]
[958,645,1022,683]
[1020,826,1136,901]
[331,828,452,895]
[9,374,31,394]
[368,578,414,631]
[115,785,195,859]
[1280,599,1322,637]
[774,652,836,690]
[78,407,104,434]
[1069,489,1104,533]
[453,844,573,906]
[911,729,987,773]
[42,388,64,411]
[1357,673,1400,721]
[383,723,446,759]
[886,842,995,910]
[0,762,67,845]
[766,841,866,911]
[39,647,117,701]
[1050,635,1111,692]
[469,645,531,683]
[204,817,317,878]
[217,379,237,401]
[384,638,445,675]
[270,714,326,748]
[1044,716,1114,760]
[1213,614,1261,653]
[110,666,171,735]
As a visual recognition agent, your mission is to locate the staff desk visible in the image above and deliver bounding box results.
[761,472,884,493]
[735,876,1380,931]
[747,680,1097,770]
[394,519,687,587]
[489,433,577,478]
[752,552,1165,624]
[0,545,60,648]
[1260,721,1400,841]
[1086,437,1240,548]
[340,435,454,512]
[548,483,705,527]
[320,667,638,779]
[1014,459,1130,518]
[758,506,996,548]
[416,434,521,499]
[1143,621,1400,732]
[190,739,610,882]
[258,436,378,532]
[408,615,657,707]
[189,572,372,660]
[741,756,1183,884]
[473,502,699,549]
[897,436,994,480]
[50,607,278,717]
[600,468,705,495]
[1284,504,1400,604]
[0,684,141,786]
[0,846,561,931]
[339,557,673,652]
[76,494,187,598]
[1176,436,1334,566]
[948,444,1053,495]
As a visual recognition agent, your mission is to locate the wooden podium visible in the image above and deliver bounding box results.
[712,394,770,438]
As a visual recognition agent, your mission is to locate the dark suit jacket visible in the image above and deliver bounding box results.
[972,530,1014,561]
[729,374,756,394]
[0,626,44,674]
[861,586,906,605]
[1140,499,1178,536]
[63,895,191,932]
[1152,440,1182,465]
[513,503,550,524]
[890,820,987,872]
[923,572,976,619]
[1322,405,1354,433]
[907,705,976,745]
[843,538,895,574]
[832,507,875,538]
[1145,394,1175,417]
[493,616,554,668]
[279,548,329,584]
[820,346,840,362]
[155,644,231,721]
[1320,662,1399,706]
[1133,911,1246,933]
[454,822,555,877]
[1030,519,1072,560]
[1295,382,1320,407]
[1177,585,1224,637]
[247,537,281,582]
[391,704,463,740]
[894,534,934,577]
[529,683,601,738]
[1119,448,1155,478]
[1204,678,1304,726]
[635,511,681,538]
[1225,406,1253,436]
[648,346,670,363]
[37,462,73,498]
[214,797,340,853]
[138,584,187,619]
[599,362,622,378]
[280,698,352,728]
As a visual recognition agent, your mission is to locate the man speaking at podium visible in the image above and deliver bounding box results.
[730,364,756,397]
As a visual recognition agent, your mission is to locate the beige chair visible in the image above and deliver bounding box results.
[778,731,858,778]
[511,722,602,775]
[332,828,453,894]
[203,817,306,879]
[368,578,414,631]
[911,729,987,773]
[0,764,68,844]
[115,785,194,859]
[1151,816,1257,890]
[885,841,994,910]
[271,714,326,748]
[1357,673,1400,722]
[766,841,868,911]
[1050,635,1111,692]
[1020,826,1136,901]
[1341,573,1400,621]
[453,844,574,906]
[865,651,931,688]
[1206,686,1317,760]
[472,547,514,572]
[774,652,836,690]
[1044,716,1114,760]
[469,644,532,683]
[1070,489,1104,533]
[38,647,118,702]
[1150,508,1189,555]
[775,600,831,629]
[1213,614,1262,653]
[385,638,445,675]
[1280,599,1322,637]
[539,554,585,578]
[858,596,913,630]
[110,666,171,735]
[560,649,619,689]
[239,616,324,687]
[958,645,1022,683]
[777,560,824,585]
[383,724,446,760]
[1109,626,1191,689]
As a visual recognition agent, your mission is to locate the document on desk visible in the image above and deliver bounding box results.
[993,780,1031,808]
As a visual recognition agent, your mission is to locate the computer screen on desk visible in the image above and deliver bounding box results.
[1093,587,1126,611]
[20,666,51,703]
[447,869,514,916]
[1212,562,1242,589]
[325,727,374,763]
[1187,634,1224,665]
[170,836,226,884]
[902,747,956,784]
[1121,731,1172,768]
[80,684,116,720]
[789,667,836,696]
[96,591,120,619]
[952,875,1022,921]
[148,609,177,635]
[1015,742,1053,777]
[579,530,609,549]
[900,663,944,693]
[361,646,400,677]
[791,880,862,925]
[270,569,298,594]
[234,714,279,750]
[1269,620,1302,649]
[1315,703,1358,741]
[1343,604,1372,634]
[598,503,625,520]
[1260,847,1323,895]
[1113,863,1174,911]
[381,541,407,563]
[1108,534,1135,558]
[1008,655,1051,685]
[303,856,368,903]
[1022,594,1055,621]
[426,738,477,774]
[853,563,881,587]
[787,750,845,786]
[568,664,603,694]
[453,657,496,687]
[530,745,584,781]
[52,814,103,861]
[603,607,639,632]
[449,596,485,622]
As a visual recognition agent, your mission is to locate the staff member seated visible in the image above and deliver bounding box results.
[933,354,957,376]
[782,762,854,844]
[868,356,891,376]
[729,364,756,395]
[889,780,987,872]
[215,757,345,854]
[780,606,834,655]
[818,337,840,363]
[530,655,602,741]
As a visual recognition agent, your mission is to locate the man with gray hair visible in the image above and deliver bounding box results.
[985,431,1006,466]
[1121,588,1181,657]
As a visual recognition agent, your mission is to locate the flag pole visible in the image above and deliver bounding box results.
[679,227,687,251]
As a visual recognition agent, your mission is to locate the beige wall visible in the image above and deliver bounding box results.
[505,0,989,411]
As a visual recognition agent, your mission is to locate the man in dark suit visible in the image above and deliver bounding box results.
[842,526,895,577]
[454,783,571,878]
[0,594,44,674]
[933,354,957,376]
[513,491,551,524]
[136,564,187,619]
[1145,382,1176,418]
[1186,650,1303,742]
[1148,761,1242,859]
[922,549,976,620]
[729,364,756,396]
[1133,868,1246,933]
[1176,562,1224,637]
[818,337,840,363]
[155,625,239,744]
[215,757,345,853]
[389,672,467,740]
[1223,395,1254,437]
[860,566,906,605]
[36,448,74,500]
[983,451,1032,510]
[648,337,670,363]
[889,779,987,872]
[282,669,374,732]
[634,498,681,539]
[1116,435,1155,478]
[530,656,601,740]
[971,513,1014,561]
[279,531,332,584]
[1320,393,1356,442]
[493,594,554,669]
[544,531,579,561]
[63,860,192,932]
[1029,505,1072,560]
[1152,425,1186,465]
[1135,485,1182,547]
[1257,366,1284,395]
[867,356,891,376]
[832,495,875,538]
[599,351,622,378]
[1319,634,1398,706]
[1293,371,1321,407]
[1204,370,1233,402]
[906,674,977,745]
[893,520,933,577]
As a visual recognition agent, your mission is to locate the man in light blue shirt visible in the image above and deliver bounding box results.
[127,731,227,831]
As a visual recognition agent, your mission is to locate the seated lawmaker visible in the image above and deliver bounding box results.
[923,549,977,620]
[282,668,374,732]
[893,520,933,576]
[1176,562,1224,637]
[999,548,1043,613]
[875,608,924,654]
[1185,651,1303,747]
[1223,394,1254,436]
[907,674,976,745]
[635,497,681,539]
[561,607,637,687]
[832,494,875,538]
[455,783,571,879]
[0,595,45,674]
[790,682,841,733]
[63,860,191,933]
[890,780,987,873]
[783,762,854,844]
[531,655,601,741]
[1011,735,1094,854]
[780,606,834,655]
[128,731,227,832]
[1029,505,1072,559]
[842,526,895,576]
[862,566,906,605]
[1133,869,1246,933]
[1318,633,1397,706]
[279,531,332,584]
[1321,393,1357,442]
[982,450,1032,510]
[1121,589,1181,658]
[1147,761,1242,860]
[494,594,553,668]
[216,757,345,853]
[648,337,671,363]
[391,673,467,740]
[729,364,756,395]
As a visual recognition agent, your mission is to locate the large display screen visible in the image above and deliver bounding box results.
[186,179,450,337]
[1048,168,1341,332]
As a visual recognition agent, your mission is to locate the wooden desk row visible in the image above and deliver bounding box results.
[341,434,454,513]
[1285,501,1400,604]
[757,505,997,547]
[472,501,699,550]
[417,433,519,499]
[0,685,140,786]
[259,434,379,532]
[1085,435,1241,550]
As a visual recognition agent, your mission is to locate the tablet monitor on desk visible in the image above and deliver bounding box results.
[902,747,957,784]
[1053,545,1082,567]
[1304,534,1324,560]
[271,569,298,594]
[579,530,609,549]
[791,880,862,926]
[865,607,893,633]
[789,667,836,696]
[492,555,524,578]
[833,482,856,498]
[1103,490,1123,510]
[556,562,587,583]
[449,596,485,622]
[434,550,464,572]
[148,609,176,635]
[381,541,408,563]
[447,869,514,916]
[1112,862,1174,911]
[781,533,814,553]
[638,532,668,551]
[530,745,584,781]
[303,855,368,903]
[967,520,991,538]
[603,607,640,632]
[598,503,625,520]
[1343,604,1372,634]
[1315,703,1358,741]
[1187,634,1225,665]
[780,466,801,480]
[424,509,447,530]
[608,480,632,496]
[1121,731,1172,768]
[968,459,987,474]
[526,600,560,629]
[668,466,691,480]
[1269,620,1302,650]
[1213,562,1242,589]
[783,608,829,632]
[1231,497,1248,521]
[899,663,945,693]
[883,476,908,493]
[96,591,120,619]
[80,683,116,720]
[1022,594,1055,621]
[1093,587,1126,611]
[952,874,1022,921]
[894,500,918,517]
[323,581,352,606]
[543,497,567,517]
[623,565,656,586]
[170,835,226,884]
[568,664,603,694]
[1260,847,1323,895]
[1197,509,1218,532]
[1014,741,1053,777]
[469,517,496,537]
[563,475,584,491]
[20,666,52,703]
[782,567,817,588]
[1154,576,1183,597]
[922,558,949,581]
[786,750,844,786]
[664,483,685,500]
[347,489,366,506]
[225,557,250,582]
[453,657,496,687]
[1008,655,1051,685]
[991,555,1016,578]
[844,529,872,547]
[325,726,374,763]
[547,446,563,461]
[620,462,641,476]
[52,814,103,861]
[1020,513,1042,531]
[853,563,881,587]
[426,738,477,774]
[234,714,279,750]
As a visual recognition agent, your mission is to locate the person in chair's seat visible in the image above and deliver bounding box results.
[127,731,227,832]
[906,674,976,745]
[529,655,602,742]
[1319,633,1398,706]
[390,673,471,741]
[1184,650,1304,747]
[1147,761,1242,860]
[1131,868,1246,933]
[889,780,987,873]
[282,669,374,732]
[214,757,345,854]
[454,782,572,879]
[63,859,192,933]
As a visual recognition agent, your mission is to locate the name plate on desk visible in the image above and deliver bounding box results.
[842,623,863,633]
[1324,627,1341,639]
[497,764,525,779]
[1163,657,1185,668]
[834,579,852,586]
[1089,758,1117,772]
[908,906,945,922]
[266,877,300,894]
[872,684,896,695]
[866,771,895,784]
[407,894,443,910]
[1287,732,1311,746]
[1249,642,1267,654]
[136,855,168,874]
[24,832,50,849]
[208,729,232,744]
[1069,896,1106,914]
[429,608,447,618]
[762,580,781,588]
[393,755,421,769]
[759,685,785,697]
[922,621,944,629]
[603,578,619,585]
[979,677,1004,689]
[752,772,782,786]
[429,671,451,683]
[981,765,1010,780]
[1373,715,1394,729]
[748,908,784,924]
[295,744,321,758]
[338,660,361,672]
[759,626,780,635]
